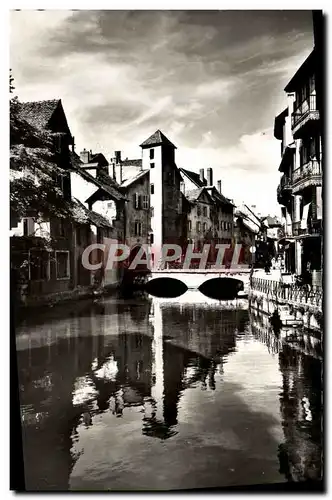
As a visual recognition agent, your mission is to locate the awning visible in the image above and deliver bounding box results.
[300,202,311,230]
[278,145,296,172]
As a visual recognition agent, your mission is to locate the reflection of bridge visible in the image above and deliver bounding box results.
[147,269,251,292]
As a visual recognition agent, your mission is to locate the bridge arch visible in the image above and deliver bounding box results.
[145,277,188,298]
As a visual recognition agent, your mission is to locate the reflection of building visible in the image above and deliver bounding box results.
[278,343,322,482]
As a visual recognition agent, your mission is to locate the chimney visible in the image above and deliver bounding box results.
[207,168,213,186]
[115,151,121,164]
[217,180,222,193]
[199,168,205,184]
[180,182,185,196]
[71,136,75,152]
[80,148,89,164]
[112,161,116,181]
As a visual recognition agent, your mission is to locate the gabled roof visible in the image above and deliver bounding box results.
[261,215,282,227]
[284,49,316,93]
[89,152,109,166]
[179,168,206,188]
[206,186,235,207]
[186,187,214,203]
[121,159,142,167]
[121,169,149,188]
[140,130,177,149]
[72,198,113,228]
[70,151,126,202]
[19,99,61,130]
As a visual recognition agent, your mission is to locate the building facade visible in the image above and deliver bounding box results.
[275,45,323,284]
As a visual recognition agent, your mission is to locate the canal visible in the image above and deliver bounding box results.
[15,291,322,491]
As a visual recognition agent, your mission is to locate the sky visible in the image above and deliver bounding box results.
[10,10,314,215]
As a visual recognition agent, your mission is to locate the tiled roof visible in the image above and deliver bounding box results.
[69,151,126,202]
[121,169,149,188]
[206,187,234,206]
[186,188,205,202]
[179,168,206,188]
[89,152,109,166]
[140,130,177,149]
[19,100,60,130]
[262,215,282,227]
[72,198,113,228]
[121,159,142,167]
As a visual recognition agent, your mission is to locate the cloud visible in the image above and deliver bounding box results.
[10,10,314,215]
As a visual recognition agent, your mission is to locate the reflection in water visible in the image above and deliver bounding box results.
[15,291,322,490]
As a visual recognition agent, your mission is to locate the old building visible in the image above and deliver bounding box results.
[109,151,151,250]
[70,150,127,288]
[140,130,186,255]
[275,42,323,284]
[10,99,77,304]
[180,167,234,260]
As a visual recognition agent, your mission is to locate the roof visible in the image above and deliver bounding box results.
[206,186,235,207]
[121,169,149,188]
[89,152,109,166]
[72,198,113,228]
[274,108,288,140]
[140,130,177,149]
[179,168,206,188]
[121,159,142,167]
[70,151,127,202]
[284,49,316,92]
[186,188,205,202]
[19,99,60,130]
[261,215,282,227]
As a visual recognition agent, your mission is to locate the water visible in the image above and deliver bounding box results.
[15,291,322,491]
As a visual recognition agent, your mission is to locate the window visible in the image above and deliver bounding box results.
[150,233,154,244]
[150,163,155,169]
[150,184,154,195]
[188,220,192,232]
[22,217,35,236]
[56,218,65,237]
[197,221,201,232]
[56,251,70,279]
[309,74,315,94]
[29,249,50,281]
[134,221,142,236]
[197,205,201,217]
[142,195,149,210]
[150,149,154,160]
[134,193,141,209]
[203,222,207,233]
[203,206,207,217]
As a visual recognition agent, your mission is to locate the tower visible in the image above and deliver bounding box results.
[140,130,179,262]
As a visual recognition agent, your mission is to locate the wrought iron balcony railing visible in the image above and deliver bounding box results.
[292,160,321,185]
[292,219,322,237]
[292,94,319,130]
[277,174,292,199]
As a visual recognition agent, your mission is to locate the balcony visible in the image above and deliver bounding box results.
[277,174,292,205]
[292,219,322,237]
[292,94,320,138]
[292,160,322,193]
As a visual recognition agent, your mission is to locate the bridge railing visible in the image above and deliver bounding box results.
[250,277,323,308]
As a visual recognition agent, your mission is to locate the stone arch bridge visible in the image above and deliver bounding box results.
[146,269,251,294]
